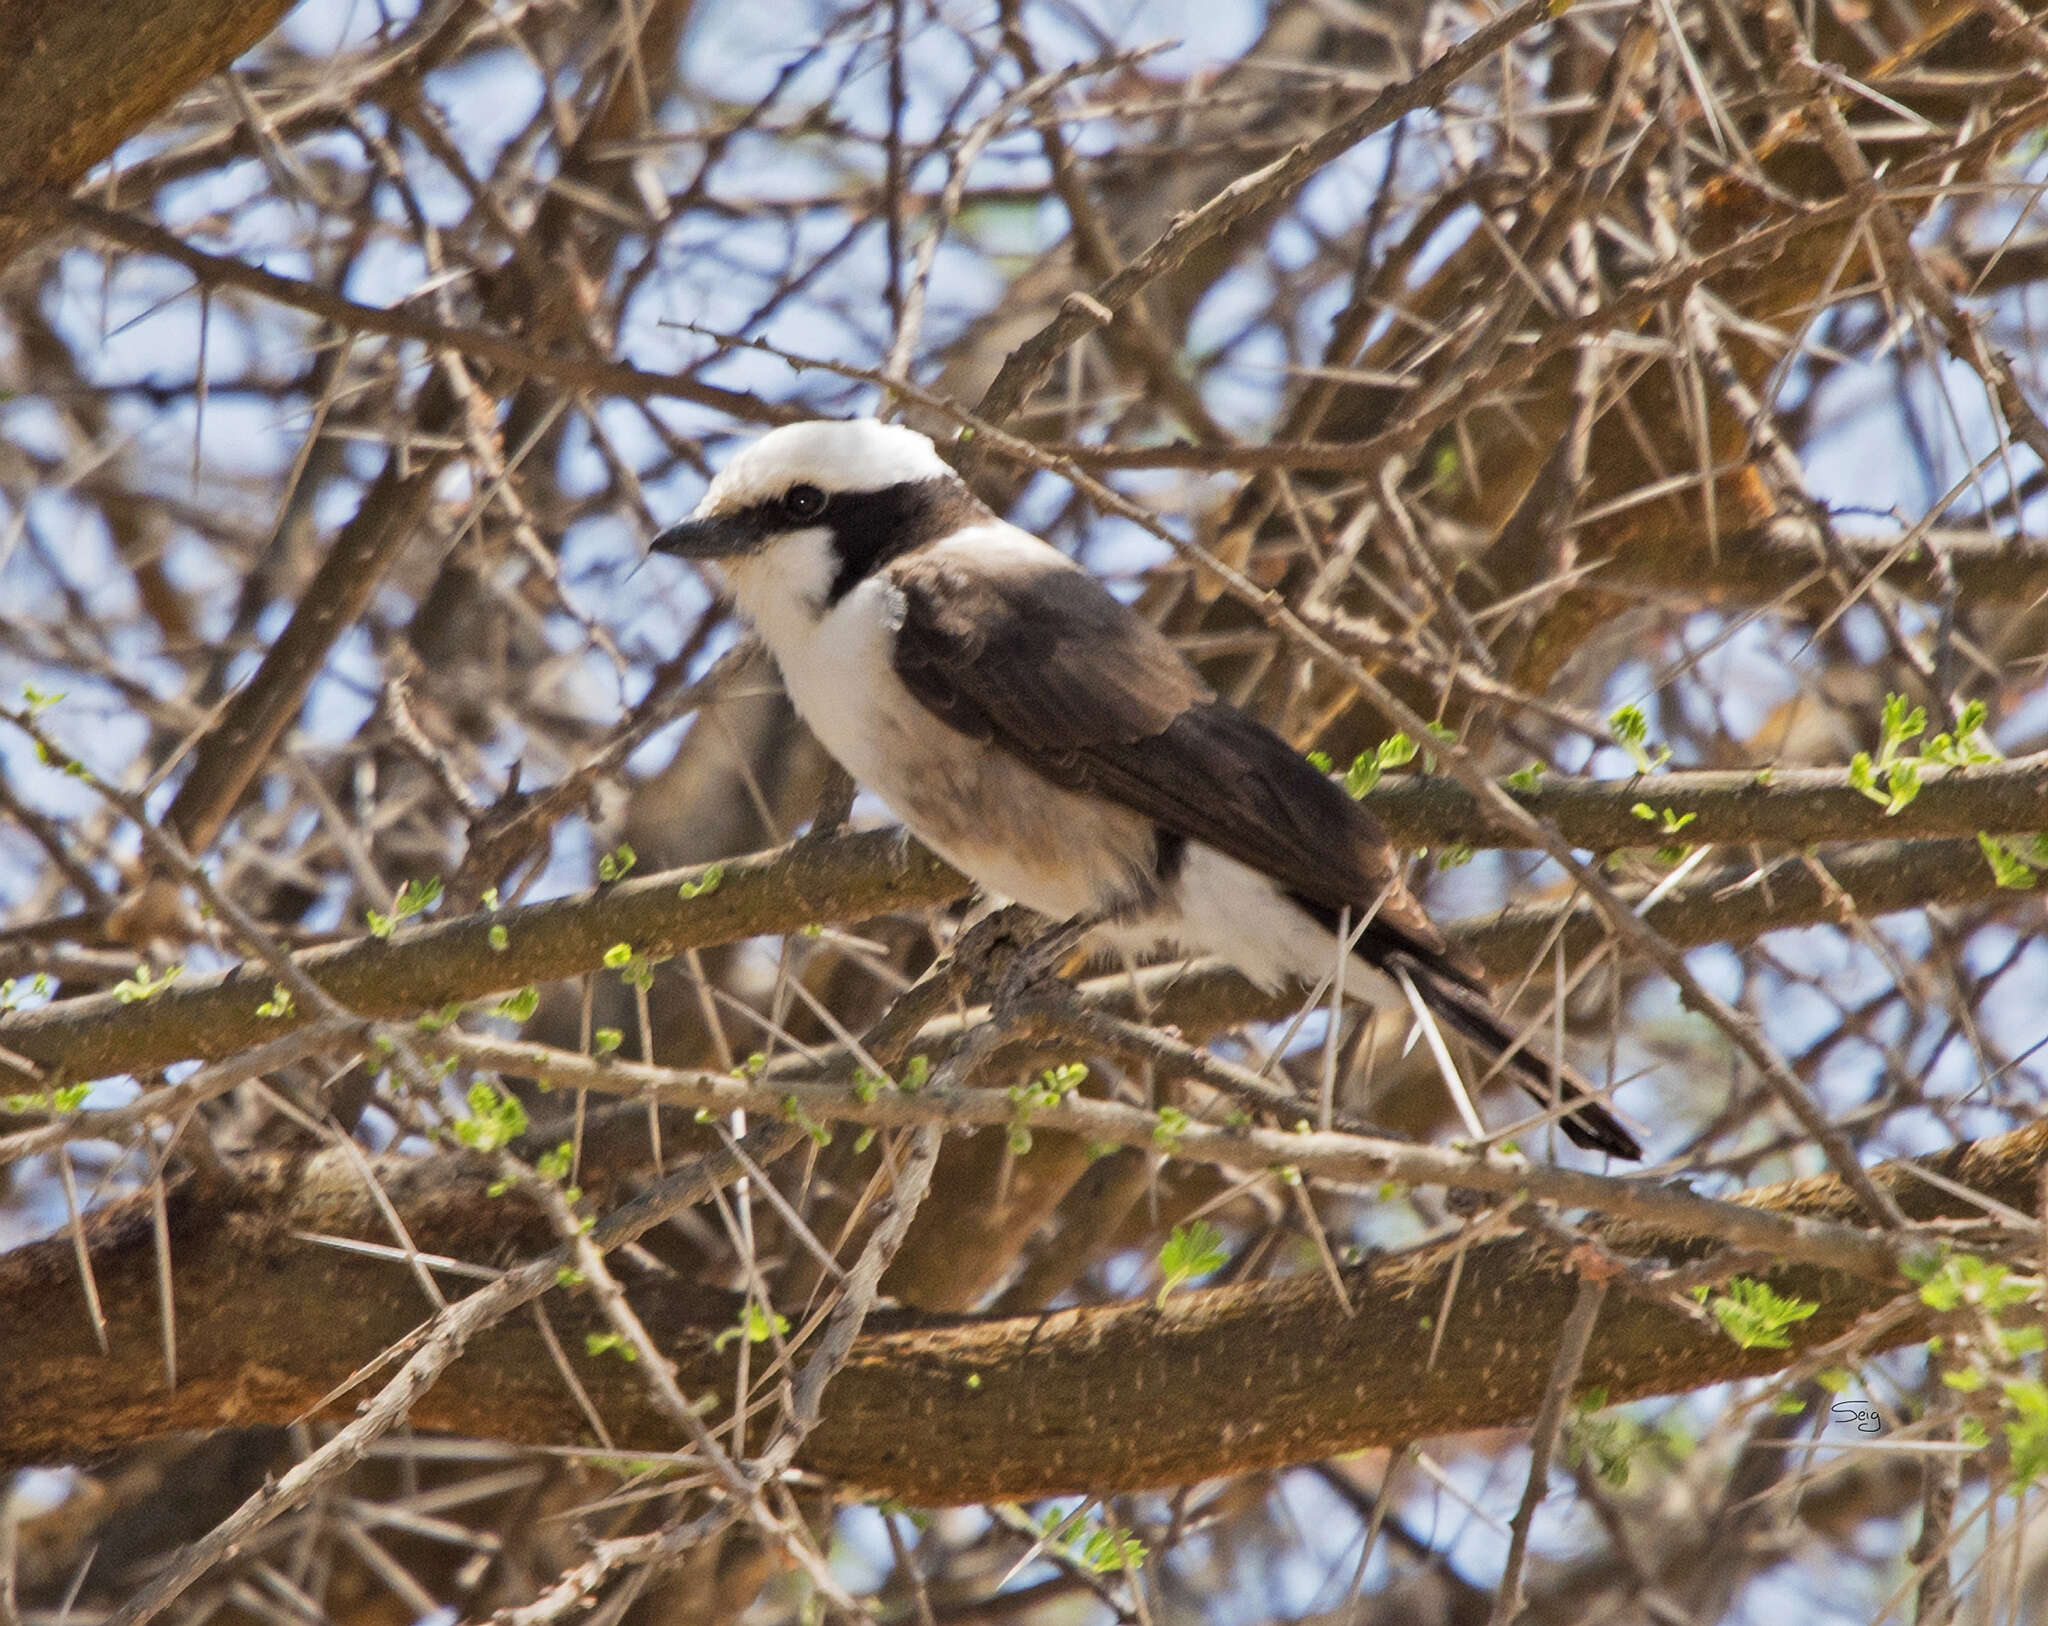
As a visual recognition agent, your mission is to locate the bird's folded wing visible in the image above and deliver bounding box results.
[887,547,1467,978]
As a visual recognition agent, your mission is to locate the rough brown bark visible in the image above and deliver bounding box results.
[0,0,294,267]
[0,824,2014,1091]
[3,1116,2033,1503]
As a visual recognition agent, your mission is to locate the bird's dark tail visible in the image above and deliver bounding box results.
[1382,951,1641,1159]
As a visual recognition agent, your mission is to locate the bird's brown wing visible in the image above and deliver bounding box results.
[885,546,1465,975]
[887,545,1640,1158]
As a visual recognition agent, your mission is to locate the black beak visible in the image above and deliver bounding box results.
[649,515,749,561]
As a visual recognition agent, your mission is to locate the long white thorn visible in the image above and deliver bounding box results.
[1393,964,1488,1143]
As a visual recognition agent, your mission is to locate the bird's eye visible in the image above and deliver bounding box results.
[785,483,827,520]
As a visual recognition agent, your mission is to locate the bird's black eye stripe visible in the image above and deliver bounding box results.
[784,483,827,520]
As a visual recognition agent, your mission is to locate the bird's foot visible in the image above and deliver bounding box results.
[986,915,1092,1020]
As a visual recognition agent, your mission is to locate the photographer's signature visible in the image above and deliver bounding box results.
[1828,1401,1884,1433]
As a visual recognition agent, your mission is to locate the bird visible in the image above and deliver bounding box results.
[651,418,1640,1159]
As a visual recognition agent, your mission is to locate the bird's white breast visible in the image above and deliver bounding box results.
[723,529,1157,922]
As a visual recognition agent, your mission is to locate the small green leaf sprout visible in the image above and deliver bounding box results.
[452,1080,528,1152]
[113,963,182,1004]
[1693,1277,1818,1350]
[255,984,294,1019]
[584,1331,637,1362]
[712,1301,790,1352]
[1609,704,1671,775]
[1005,1062,1087,1153]
[677,863,724,900]
[368,876,442,939]
[494,985,540,1022]
[4,1082,91,1115]
[1156,1219,1229,1307]
[1036,1507,1147,1575]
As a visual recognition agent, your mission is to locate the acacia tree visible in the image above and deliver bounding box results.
[3,0,2048,1621]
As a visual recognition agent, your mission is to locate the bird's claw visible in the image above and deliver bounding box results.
[987,916,1091,1019]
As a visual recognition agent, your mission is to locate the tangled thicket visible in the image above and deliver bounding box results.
[4,0,2048,1623]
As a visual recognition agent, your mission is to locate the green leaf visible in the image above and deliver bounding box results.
[488,923,510,952]
[1914,1250,2037,1314]
[585,1331,637,1362]
[1038,1509,1146,1574]
[1609,704,1670,774]
[1077,1525,1147,1575]
[1878,692,1926,761]
[597,843,637,883]
[2001,1323,2046,1358]
[593,1027,624,1056]
[113,963,182,1005]
[452,1080,528,1152]
[1005,1063,1089,1156]
[415,1001,462,1033]
[4,1082,91,1115]
[1157,1220,1229,1307]
[1704,1277,1818,1351]
[394,876,442,919]
[1979,834,2037,890]
[1925,700,2000,767]
[255,984,294,1019]
[1884,757,1921,813]
[713,1301,791,1352]
[677,863,725,900]
[781,1094,832,1146]
[1429,442,1461,494]
[1340,733,1418,798]
[368,876,441,939]
[2006,1378,2048,1490]
[536,1141,574,1182]
[1846,751,1886,808]
[0,973,51,1013]
[1637,804,1697,835]
[495,985,540,1022]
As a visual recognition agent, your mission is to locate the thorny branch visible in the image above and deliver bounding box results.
[5,0,2048,1621]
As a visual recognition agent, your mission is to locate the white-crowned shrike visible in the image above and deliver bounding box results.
[652,418,1638,1158]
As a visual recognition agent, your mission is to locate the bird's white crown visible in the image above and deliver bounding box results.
[694,419,952,517]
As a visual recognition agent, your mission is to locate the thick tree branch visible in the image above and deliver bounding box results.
[0,0,293,266]
[1369,751,2048,851]
[1592,515,2048,611]
[0,828,960,1087]
[3,1110,2037,1502]
[1,765,2029,1086]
